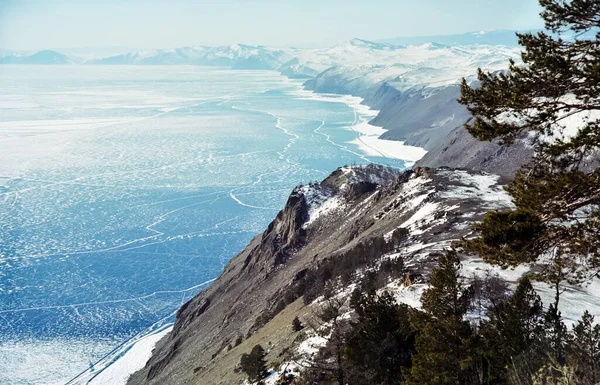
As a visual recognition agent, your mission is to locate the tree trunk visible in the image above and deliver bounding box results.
[337,342,344,385]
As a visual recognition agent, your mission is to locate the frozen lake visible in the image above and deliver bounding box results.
[0,65,418,384]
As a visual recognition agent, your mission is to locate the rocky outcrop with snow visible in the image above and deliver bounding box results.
[127,164,568,385]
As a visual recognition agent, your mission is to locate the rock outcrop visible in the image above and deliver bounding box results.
[127,165,519,385]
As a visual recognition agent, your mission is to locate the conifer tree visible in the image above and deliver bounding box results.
[292,316,304,332]
[240,344,269,382]
[407,251,475,385]
[542,303,569,367]
[344,291,414,385]
[458,0,600,287]
[481,276,545,383]
[568,310,600,384]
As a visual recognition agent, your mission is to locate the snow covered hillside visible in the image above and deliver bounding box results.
[85,38,521,92]
[127,164,600,385]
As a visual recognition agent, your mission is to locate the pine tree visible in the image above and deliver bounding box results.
[568,311,600,384]
[240,344,269,382]
[458,0,600,286]
[481,276,545,383]
[543,304,569,365]
[292,316,304,332]
[344,291,414,385]
[407,250,475,385]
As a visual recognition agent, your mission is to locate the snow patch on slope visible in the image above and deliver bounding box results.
[400,202,441,232]
[437,170,514,208]
[299,184,343,227]
[382,281,428,309]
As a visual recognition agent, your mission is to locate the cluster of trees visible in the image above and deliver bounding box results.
[241,251,600,385]
[293,251,599,385]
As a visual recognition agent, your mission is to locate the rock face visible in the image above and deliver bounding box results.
[127,165,517,385]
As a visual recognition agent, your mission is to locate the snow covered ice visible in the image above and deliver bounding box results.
[0,65,415,385]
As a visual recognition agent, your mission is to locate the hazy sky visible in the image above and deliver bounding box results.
[0,0,545,50]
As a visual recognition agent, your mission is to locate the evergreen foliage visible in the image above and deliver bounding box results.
[543,303,570,366]
[567,310,600,384]
[480,276,546,383]
[292,316,304,332]
[240,344,269,382]
[406,250,476,385]
[344,291,414,385]
[458,0,600,285]
[292,267,598,385]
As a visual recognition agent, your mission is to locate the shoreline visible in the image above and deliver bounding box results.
[86,327,172,385]
[68,323,173,385]
[290,85,428,166]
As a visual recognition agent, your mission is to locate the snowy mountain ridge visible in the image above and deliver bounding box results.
[78,40,522,155]
[122,165,600,385]
[3,38,520,90]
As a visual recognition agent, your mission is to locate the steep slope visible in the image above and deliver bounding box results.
[415,95,600,177]
[126,165,526,385]
[301,44,520,151]
[414,125,534,177]
[368,84,470,150]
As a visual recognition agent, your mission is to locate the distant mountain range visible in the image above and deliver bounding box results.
[4,29,595,68]
[0,35,524,160]
[87,43,293,68]
[0,30,528,67]
[0,49,72,64]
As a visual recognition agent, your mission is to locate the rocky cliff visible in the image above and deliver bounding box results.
[126,165,535,385]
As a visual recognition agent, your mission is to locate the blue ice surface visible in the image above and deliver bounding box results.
[0,65,407,384]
